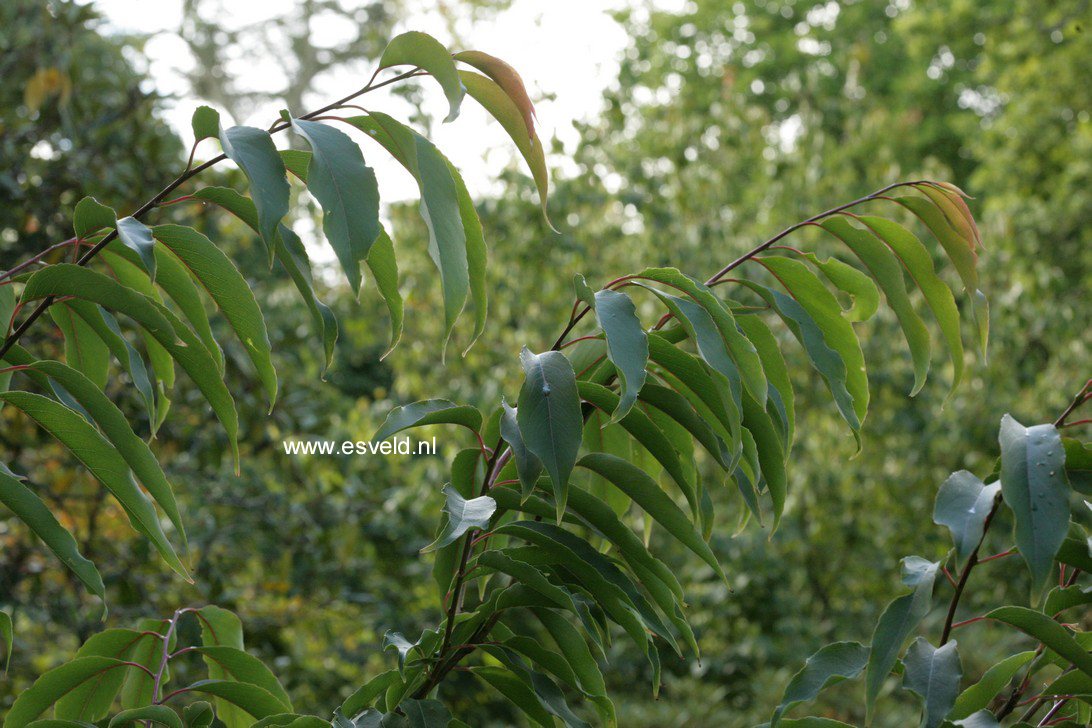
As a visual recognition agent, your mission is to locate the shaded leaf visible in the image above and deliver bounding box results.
[771,641,869,727]
[5,657,134,728]
[986,606,1092,677]
[499,398,543,500]
[108,707,181,728]
[191,106,220,142]
[933,471,1000,564]
[575,276,648,421]
[72,196,116,239]
[902,638,962,728]
[219,126,290,249]
[373,399,481,442]
[950,651,1035,720]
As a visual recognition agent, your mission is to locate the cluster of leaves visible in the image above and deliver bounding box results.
[4,16,1057,728]
[767,388,1092,727]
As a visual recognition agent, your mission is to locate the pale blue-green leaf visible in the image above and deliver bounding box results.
[115,217,156,281]
[219,125,289,248]
[933,471,1001,564]
[771,641,869,727]
[902,637,962,728]
[421,485,495,553]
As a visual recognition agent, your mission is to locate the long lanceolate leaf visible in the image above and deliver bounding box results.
[289,119,380,296]
[20,264,239,463]
[218,125,290,252]
[0,468,105,604]
[0,391,189,581]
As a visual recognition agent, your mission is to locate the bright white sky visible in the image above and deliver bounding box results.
[93,0,650,203]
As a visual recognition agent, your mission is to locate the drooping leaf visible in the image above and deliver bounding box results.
[478,550,576,612]
[183,702,214,728]
[8,355,185,544]
[115,217,156,281]
[901,637,962,728]
[998,415,1069,599]
[5,657,134,728]
[865,557,939,719]
[446,158,488,354]
[453,50,536,139]
[517,348,582,521]
[577,453,725,582]
[933,471,1001,565]
[499,398,543,500]
[821,217,931,395]
[21,265,239,461]
[459,70,553,229]
[894,194,978,295]
[0,469,104,605]
[399,699,453,728]
[771,641,869,727]
[340,671,402,718]
[473,666,555,728]
[346,113,468,352]
[119,618,170,710]
[152,224,277,406]
[49,303,109,389]
[72,196,116,239]
[61,302,156,425]
[740,282,859,441]
[801,252,880,322]
[378,31,463,122]
[0,391,189,580]
[420,484,496,553]
[194,606,248,728]
[574,276,648,421]
[1044,584,1092,617]
[0,610,10,672]
[758,256,868,431]
[986,606,1092,677]
[290,119,380,295]
[577,380,697,514]
[856,215,965,395]
[219,125,290,250]
[367,228,403,358]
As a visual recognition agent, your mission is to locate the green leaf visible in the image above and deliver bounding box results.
[950,651,1035,720]
[115,217,156,281]
[902,637,962,728]
[152,224,277,406]
[6,354,185,544]
[477,646,593,728]
[986,606,1092,677]
[499,399,543,500]
[495,521,663,659]
[577,381,697,515]
[894,194,978,295]
[60,302,156,425]
[459,70,553,229]
[346,113,468,352]
[446,158,488,355]
[72,196,115,239]
[1044,584,1092,616]
[191,105,220,142]
[119,619,171,710]
[49,303,109,390]
[821,217,932,395]
[1062,438,1092,495]
[219,125,290,249]
[108,707,182,728]
[647,332,741,453]
[378,31,463,122]
[865,557,939,719]
[194,606,247,728]
[0,391,189,580]
[933,471,1000,565]
[183,702,214,728]
[250,715,329,728]
[473,666,555,728]
[478,550,576,611]
[575,277,648,421]
[373,399,481,442]
[638,383,733,470]
[421,484,495,553]
[998,415,1069,599]
[183,680,286,722]
[341,671,402,718]
[856,216,965,395]
[5,657,134,728]
[189,646,290,711]
[517,348,583,521]
[21,264,239,462]
[801,252,880,322]
[367,228,403,358]
[532,608,607,697]
[1042,670,1092,700]
[382,632,415,677]
[771,641,869,727]
[740,282,859,441]
[577,452,725,582]
[290,119,380,295]
[0,610,10,672]
[399,699,452,728]
[758,256,868,432]
[453,50,536,139]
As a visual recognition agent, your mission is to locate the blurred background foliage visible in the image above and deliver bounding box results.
[1,0,1088,725]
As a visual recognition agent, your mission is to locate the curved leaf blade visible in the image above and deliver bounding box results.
[379,31,463,122]
[219,125,290,250]
[421,485,495,553]
[373,399,481,442]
